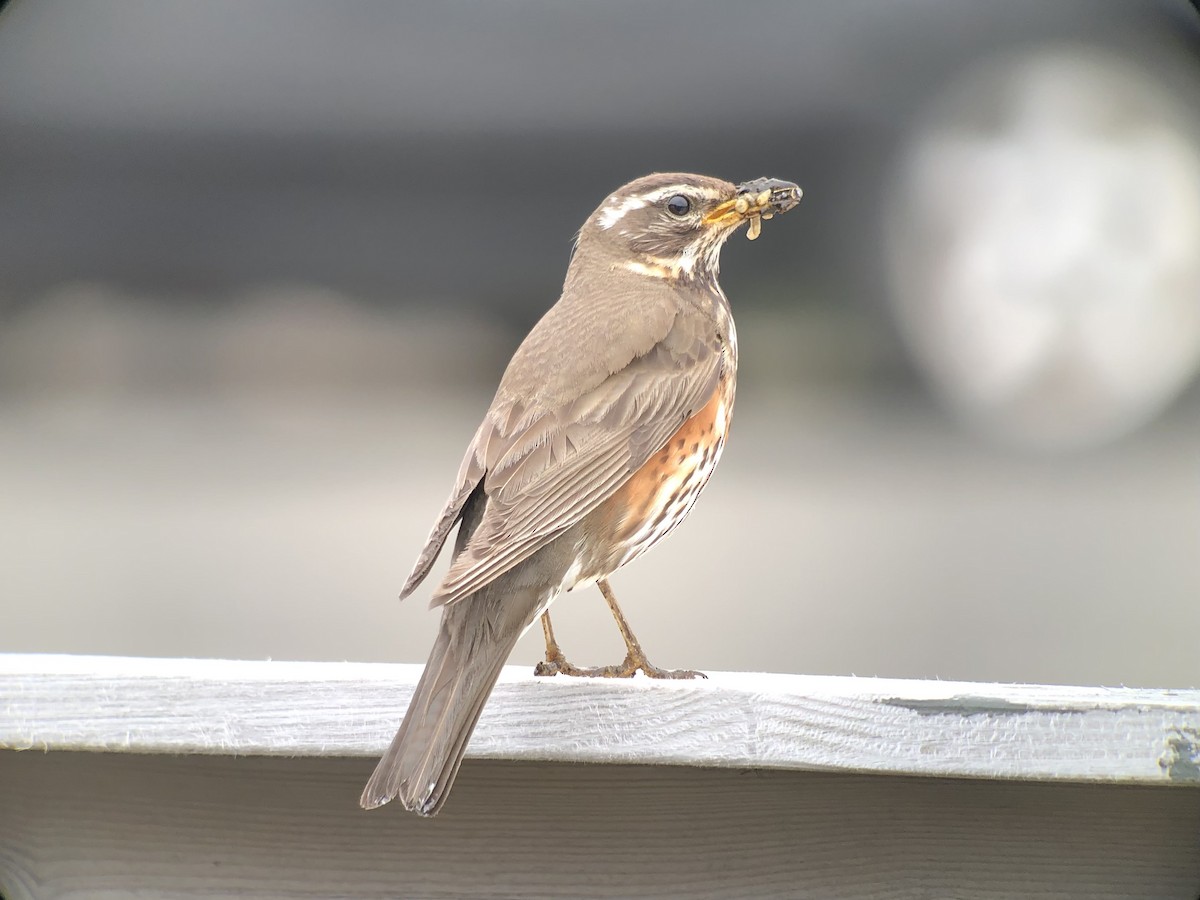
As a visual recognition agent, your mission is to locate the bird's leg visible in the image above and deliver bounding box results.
[596,578,705,679]
[533,580,705,679]
[533,611,596,677]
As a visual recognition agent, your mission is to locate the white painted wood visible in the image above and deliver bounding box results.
[2,654,1199,899]
[2,753,1199,900]
[1,653,1198,784]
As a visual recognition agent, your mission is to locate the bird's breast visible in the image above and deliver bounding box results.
[570,373,735,581]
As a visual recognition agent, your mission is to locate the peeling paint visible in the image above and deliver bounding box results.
[1158,729,1200,782]
[884,696,1091,717]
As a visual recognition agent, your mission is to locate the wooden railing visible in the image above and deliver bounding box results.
[2,654,1198,898]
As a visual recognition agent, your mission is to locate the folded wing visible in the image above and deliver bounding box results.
[398,298,724,606]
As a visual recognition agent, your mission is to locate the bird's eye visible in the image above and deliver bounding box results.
[665,194,691,217]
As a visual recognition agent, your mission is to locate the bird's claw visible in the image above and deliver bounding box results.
[534,649,705,680]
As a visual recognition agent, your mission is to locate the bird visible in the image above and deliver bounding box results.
[361,172,802,816]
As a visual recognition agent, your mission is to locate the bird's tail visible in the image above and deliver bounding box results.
[359,588,533,816]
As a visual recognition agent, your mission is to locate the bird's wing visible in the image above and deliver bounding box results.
[397,422,489,600]
[399,282,676,602]
[428,309,724,606]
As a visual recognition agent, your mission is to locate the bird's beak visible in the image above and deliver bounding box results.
[704,177,802,240]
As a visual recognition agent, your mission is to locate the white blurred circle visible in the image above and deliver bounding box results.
[885,45,1200,450]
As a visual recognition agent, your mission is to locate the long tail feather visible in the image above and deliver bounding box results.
[360,588,534,816]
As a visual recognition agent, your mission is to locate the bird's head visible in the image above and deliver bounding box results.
[574,172,802,282]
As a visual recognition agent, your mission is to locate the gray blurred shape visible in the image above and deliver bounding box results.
[0,0,1194,308]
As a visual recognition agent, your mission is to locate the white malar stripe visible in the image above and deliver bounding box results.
[622,242,702,280]
[639,251,695,278]
[623,260,674,279]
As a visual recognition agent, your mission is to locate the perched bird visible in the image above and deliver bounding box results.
[361,172,801,816]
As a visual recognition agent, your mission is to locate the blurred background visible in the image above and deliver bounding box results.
[2,1,1198,687]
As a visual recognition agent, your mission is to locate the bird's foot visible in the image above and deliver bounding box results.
[635,656,707,680]
[534,648,705,680]
[533,656,613,678]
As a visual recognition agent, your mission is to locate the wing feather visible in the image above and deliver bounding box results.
[397,419,490,599]
[431,312,723,605]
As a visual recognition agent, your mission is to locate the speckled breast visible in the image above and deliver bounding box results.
[605,374,734,573]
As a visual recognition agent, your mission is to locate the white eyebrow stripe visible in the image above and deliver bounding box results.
[598,195,647,229]
[598,184,727,229]
[635,185,726,204]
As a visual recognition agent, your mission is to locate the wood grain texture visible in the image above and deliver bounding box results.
[2,654,1199,784]
[1,753,1198,900]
